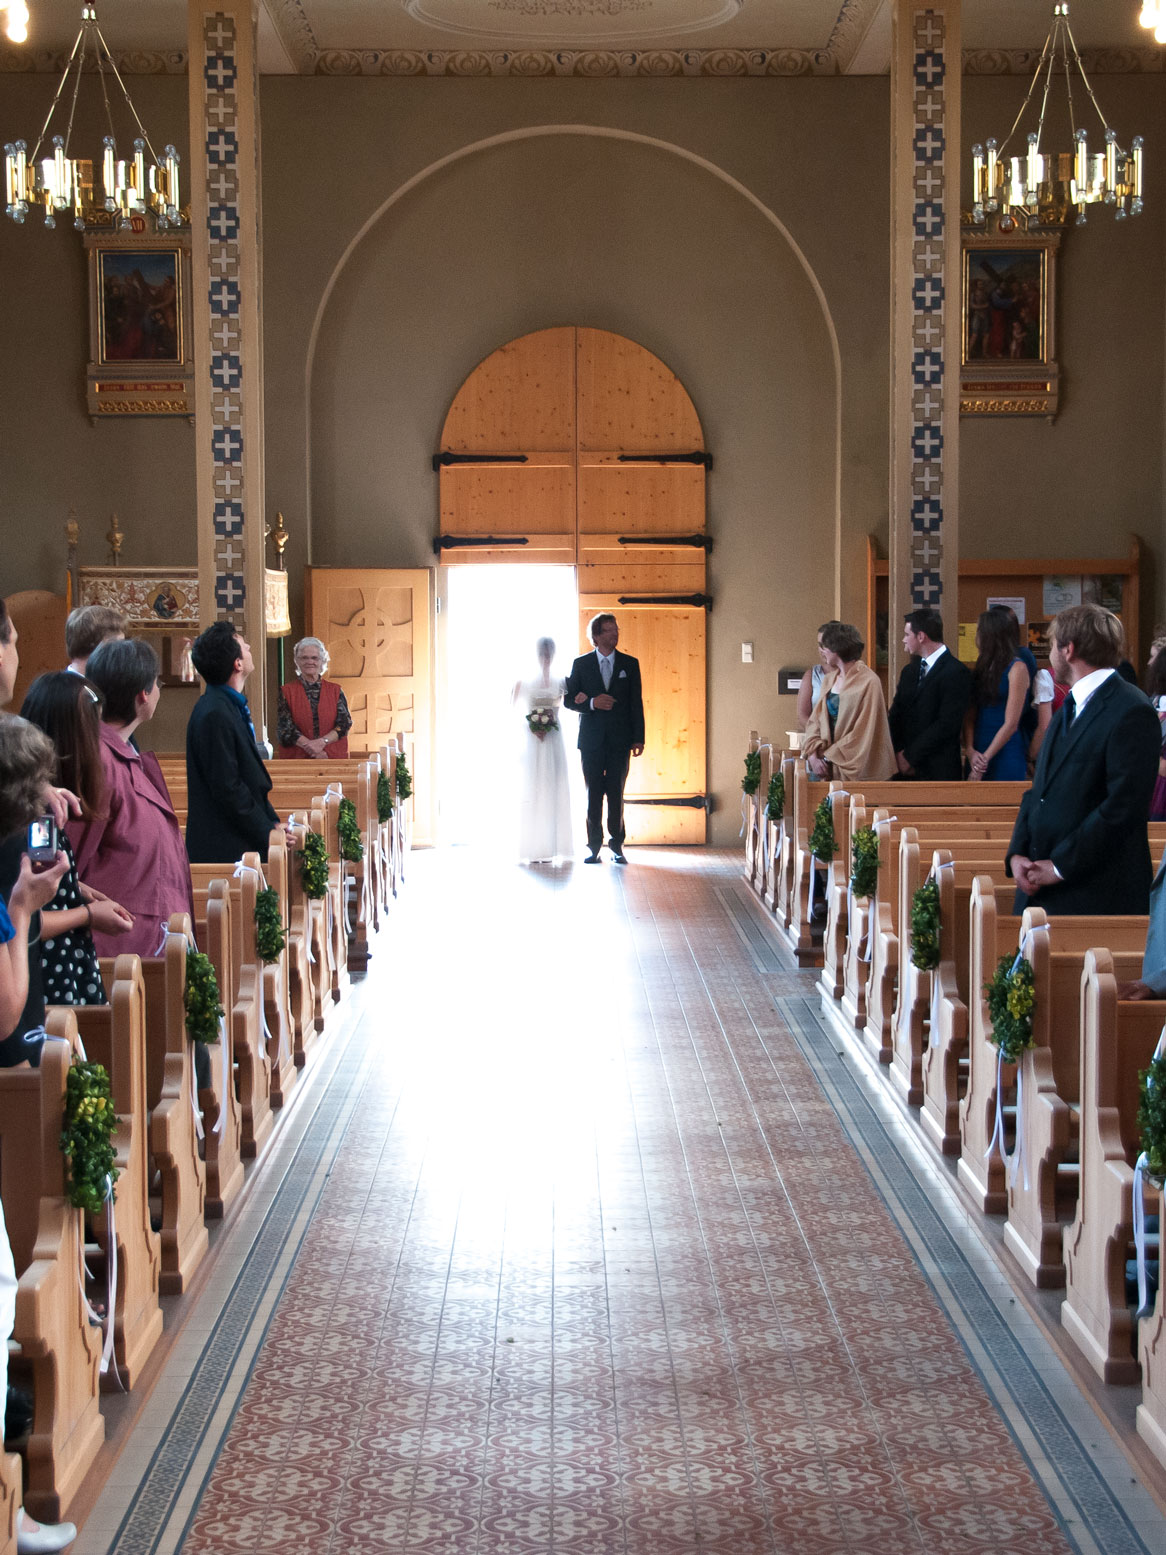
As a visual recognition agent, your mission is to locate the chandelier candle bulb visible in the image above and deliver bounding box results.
[52,137,68,209]
[1105,129,1117,203]
[132,139,146,208]
[986,138,999,210]
[1132,137,1144,213]
[102,137,116,209]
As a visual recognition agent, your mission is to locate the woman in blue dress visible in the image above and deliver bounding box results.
[965,608,1030,781]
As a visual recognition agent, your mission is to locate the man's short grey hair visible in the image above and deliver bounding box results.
[293,637,330,674]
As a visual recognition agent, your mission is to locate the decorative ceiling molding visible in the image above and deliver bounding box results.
[825,0,885,74]
[263,0,320,73]
[312,46,829,74]
[1,39,1161,75]
[963,45,1163,73]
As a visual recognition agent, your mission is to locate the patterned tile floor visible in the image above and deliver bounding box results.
[78,848,1166,1553]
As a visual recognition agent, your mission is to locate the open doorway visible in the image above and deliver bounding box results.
[441,565,584,848]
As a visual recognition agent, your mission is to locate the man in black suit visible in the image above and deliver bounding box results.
[564,613,645,864]
[887,607,972,781]
[1007,603,1159,915]
[186,622,281,863]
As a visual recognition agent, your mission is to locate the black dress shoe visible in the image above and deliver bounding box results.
[611,851,629,864]
[585,852,602,864]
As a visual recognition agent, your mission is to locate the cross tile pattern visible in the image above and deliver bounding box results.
[97,849,1164,1554]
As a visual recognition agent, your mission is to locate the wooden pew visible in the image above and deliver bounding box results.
[785,763,830,967]
[188,888,244,1219]
[237,851,297,1110]
[72,956,164,1390]
[3,1031,104,1522]
[765,751,796,927]
[742,730,761,891]
[266,830,315,1066]
[819,793,864,1005]
[1003,914,1146,1290]
[190,871,273,1162]
[1061,949,1165,1384]
[320,792,350,1006]
[140,918,208,1295]
[957,878,1025,1213]
[890,834,1013,1107]
[1138,1177,1166,1466]
[285,817,330,1039]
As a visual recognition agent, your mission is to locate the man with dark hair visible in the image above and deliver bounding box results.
[185,623,279,863]
[1007,603,1159,915]
[85,636,158,723]
[563,613,645,864]
[65,604,125,675]
[887,609,971,780]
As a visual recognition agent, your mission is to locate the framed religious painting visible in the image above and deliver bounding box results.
[960,226,1061,418]
[83,227,194,418]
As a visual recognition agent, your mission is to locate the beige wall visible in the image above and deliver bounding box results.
[2,70,1164,837]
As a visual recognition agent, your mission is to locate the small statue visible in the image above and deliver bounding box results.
[106,512,124,564]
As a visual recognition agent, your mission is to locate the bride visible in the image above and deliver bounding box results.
[513,637,573,864]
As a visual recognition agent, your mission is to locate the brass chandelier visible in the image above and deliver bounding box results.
[970,4,1143,228]
[4,4,185,231]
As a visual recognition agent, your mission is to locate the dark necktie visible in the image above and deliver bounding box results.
[918,660,929,681]
[1064,694,1077,729]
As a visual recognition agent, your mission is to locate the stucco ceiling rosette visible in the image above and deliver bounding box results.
[403,0,742,45]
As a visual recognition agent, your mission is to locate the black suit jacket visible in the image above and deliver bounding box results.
[185,684,280,863]
[1005,672,1160,914]
[887,649,972,781]
[563,650,645,754]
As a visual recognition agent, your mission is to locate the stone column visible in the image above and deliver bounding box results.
[187,0,269,734]
[889,0,961,686]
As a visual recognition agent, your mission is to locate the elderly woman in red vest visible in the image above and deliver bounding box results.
[276,637,352,759]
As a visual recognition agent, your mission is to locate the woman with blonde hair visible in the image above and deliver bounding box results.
[802,622,895,782]
[276,637,352,759]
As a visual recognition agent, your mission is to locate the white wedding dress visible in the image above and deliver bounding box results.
[516,675,574,863]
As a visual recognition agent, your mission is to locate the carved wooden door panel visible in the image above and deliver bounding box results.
[437,327,708,845]
[304,568,433,845]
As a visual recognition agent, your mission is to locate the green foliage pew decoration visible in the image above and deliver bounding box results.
[376,768,394,824]
[184,950,224,1045]
[395,751,413,802]
[809,796,836,863]
[1137,1049,1166,1186]
[338,797,364,863]
[254,887,286,965]
[741,750,761,796]
[849,825,879,900]
[766,772,784,823]
[909,878,940,971]
[298,831,329,899]
[60,1061,120,1216]
[984,953,1036,1063]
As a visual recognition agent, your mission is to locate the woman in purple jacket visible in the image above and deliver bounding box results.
[67,638,194,959]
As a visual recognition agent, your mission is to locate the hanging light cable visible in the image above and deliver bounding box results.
[4,4,185,232]
[970,4,1143,228]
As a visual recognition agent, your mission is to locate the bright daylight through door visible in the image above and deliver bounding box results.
[441,565,585,848]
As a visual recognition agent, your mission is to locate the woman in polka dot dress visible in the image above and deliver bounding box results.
[19,674,133,1010]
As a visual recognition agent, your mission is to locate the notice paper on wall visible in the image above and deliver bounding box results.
[987,595,1026,624]
[957,623,978,663]
[1043,575,1082,614]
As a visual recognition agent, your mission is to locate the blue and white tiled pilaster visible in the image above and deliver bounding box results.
[189,2,268,731]
[891,0,960,678]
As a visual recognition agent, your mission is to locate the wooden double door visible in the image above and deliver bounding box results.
[437,327,709,845]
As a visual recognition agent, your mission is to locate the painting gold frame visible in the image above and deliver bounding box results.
[83,226,194,418]
[960,225,1061,419]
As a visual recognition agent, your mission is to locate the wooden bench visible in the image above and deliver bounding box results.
[2,1032,104,1523]
[1062,949,1165,1384]
[265,831,315,1066]
[140,917,208,1295]
[766,751,797,929]
[1003,915,1146,1291]
[235,852,297,1110]
[72,956,164,1390]
[190,872,273,1163]
[186,891,244,1219]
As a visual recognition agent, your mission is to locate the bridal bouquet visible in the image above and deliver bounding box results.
[526,707,559,738]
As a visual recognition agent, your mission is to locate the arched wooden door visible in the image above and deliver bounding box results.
[436,327,709,844]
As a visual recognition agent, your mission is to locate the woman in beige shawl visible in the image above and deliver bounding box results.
[802,621,895,782]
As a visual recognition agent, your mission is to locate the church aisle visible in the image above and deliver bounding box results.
[77,849,1166,1554]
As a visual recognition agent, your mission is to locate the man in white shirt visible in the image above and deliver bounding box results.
[563,614,645,864]
[1007,603,1159,915]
